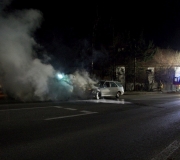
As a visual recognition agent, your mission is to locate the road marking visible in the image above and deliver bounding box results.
[44,111,98,120]
[81,110,95,113]
[151,140,180,160]
[64,108,77,111]
[53,106,63,109]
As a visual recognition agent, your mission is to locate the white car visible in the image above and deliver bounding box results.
[91,80,124,99]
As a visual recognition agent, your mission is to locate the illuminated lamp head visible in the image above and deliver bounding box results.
[56,73,64,80]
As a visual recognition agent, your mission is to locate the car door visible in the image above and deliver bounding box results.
[100,81,111,96]
[109,82,118,96]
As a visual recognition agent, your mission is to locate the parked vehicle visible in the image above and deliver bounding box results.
[90,80,124,99]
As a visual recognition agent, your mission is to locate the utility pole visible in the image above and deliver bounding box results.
[91,5,99,75]
[133,38,136,91]
[134,56,136,91]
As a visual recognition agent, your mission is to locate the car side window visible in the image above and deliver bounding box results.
[104,82,110,87]
[110,82,117,87]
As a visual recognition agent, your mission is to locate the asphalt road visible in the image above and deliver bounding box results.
[1,93,180,160]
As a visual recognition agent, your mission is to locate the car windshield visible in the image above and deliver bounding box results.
[115,82,123,87]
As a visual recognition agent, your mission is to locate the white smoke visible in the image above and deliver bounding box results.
[69,70,97,99]
[0,9,55,101]
[0,2,97,101]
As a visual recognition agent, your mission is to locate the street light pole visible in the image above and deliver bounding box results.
[91,5,99,75]
[134,57,136,91]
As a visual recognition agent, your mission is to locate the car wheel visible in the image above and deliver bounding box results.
[116,91,121,98]
[96,91,101,100]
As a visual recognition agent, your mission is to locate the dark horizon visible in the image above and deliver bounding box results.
[5,0,180,51]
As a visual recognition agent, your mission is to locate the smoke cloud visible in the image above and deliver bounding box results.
[0,2,96,101]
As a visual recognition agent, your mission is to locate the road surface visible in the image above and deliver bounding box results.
[1,93,180,159]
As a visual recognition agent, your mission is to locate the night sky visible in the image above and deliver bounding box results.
[3,0,180,71]
[6,0,180,49]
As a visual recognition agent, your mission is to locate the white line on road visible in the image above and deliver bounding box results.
[151,140,180,160]
[81,110,95,113]
[44,111,98,120]
[53,106,63,109]
[64,108,77,111]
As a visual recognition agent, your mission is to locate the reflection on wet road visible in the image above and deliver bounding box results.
[70,98,131,104]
